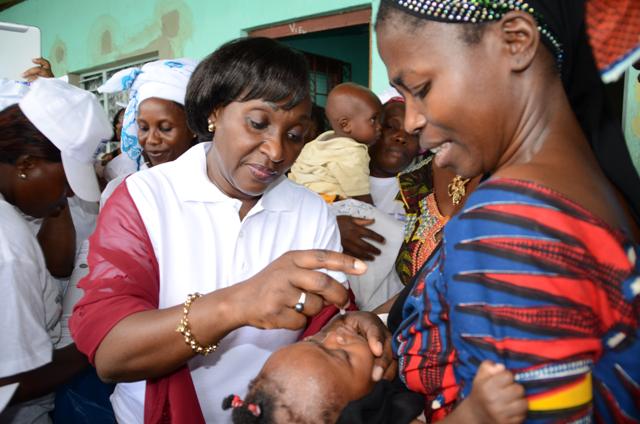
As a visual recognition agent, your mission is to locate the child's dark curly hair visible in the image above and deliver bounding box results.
[223,374,341,424]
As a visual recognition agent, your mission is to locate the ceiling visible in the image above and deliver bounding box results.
[0,0,25,12]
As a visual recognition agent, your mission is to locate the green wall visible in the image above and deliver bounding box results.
[369,0,388,93]
[279,26,369,88]
[0,0,389,92]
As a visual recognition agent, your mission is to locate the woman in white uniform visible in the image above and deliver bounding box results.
[98,58,199,207]
[70,37,393,424]
[66,58,200,326]
[0,78,112,423]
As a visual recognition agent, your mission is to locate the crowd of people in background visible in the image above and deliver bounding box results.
[1,0,639,423]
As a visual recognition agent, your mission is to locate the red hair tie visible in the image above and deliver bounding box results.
[225,394,262,417]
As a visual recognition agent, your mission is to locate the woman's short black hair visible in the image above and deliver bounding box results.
[0,104,61,164]
[185,37,310,139]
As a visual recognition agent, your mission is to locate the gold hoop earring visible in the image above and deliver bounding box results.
[19,172,27,180]
[447,175,470,206]
[207,120,216,133]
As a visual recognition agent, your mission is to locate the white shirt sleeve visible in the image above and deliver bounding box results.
[0,258,54,378]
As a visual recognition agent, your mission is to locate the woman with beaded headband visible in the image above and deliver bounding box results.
[368,0,640,422]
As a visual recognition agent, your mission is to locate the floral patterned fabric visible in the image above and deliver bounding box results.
[395,154,449,286]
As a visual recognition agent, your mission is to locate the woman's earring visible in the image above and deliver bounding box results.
[207,120,216,133]
[19,172,27,180]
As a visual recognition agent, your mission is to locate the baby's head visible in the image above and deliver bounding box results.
[224,323,376,423]
[369,98,420,177]
[325,83,382,146]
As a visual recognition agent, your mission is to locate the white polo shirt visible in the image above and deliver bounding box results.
[369,175,406,222]
[0,194,62,423]
[111,142,345,423]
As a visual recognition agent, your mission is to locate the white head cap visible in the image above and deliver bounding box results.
[19,78,112,202]
[377,86,404,105]
[0,78,30,111]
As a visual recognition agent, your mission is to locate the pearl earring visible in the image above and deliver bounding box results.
[207,120,216,133]
[19,172,27,180]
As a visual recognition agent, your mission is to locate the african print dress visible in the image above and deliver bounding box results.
[395,155,449,286]
[394,178,640,422]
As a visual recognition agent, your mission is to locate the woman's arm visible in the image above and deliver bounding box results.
[72,184,366,382]
[37,200,76,278]
[93,283,242,381]
[0,344,88,405]
[0,250,86,404]
[94,249,367,382]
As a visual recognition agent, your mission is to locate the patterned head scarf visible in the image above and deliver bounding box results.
[98,58,197,170]
[379,0,640,221]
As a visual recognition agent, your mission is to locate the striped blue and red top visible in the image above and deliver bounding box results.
[394,178,640,423]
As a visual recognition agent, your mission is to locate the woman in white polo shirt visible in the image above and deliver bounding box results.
[70,37,392,424]
[0,78,112,423]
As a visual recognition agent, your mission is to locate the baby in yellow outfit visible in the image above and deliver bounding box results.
[289,83,382,204]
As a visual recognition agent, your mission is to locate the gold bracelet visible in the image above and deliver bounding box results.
[176,292,218,356]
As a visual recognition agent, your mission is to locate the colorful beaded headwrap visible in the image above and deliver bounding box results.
[382,0,563,66]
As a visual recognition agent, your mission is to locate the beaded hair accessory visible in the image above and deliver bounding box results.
[222,394,262,417]
[382,0,564,66]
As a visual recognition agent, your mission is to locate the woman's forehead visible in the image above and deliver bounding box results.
[384,102,405,116]
[379,22,477,86]
[230,97,311,117]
